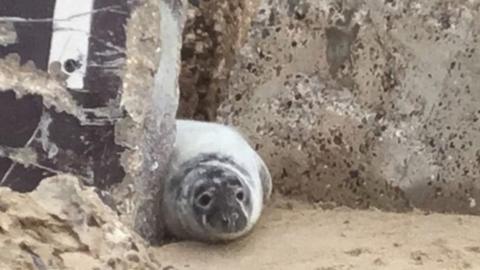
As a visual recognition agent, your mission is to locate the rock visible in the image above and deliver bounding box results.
[0,175,161,270]
[217,0,480,213]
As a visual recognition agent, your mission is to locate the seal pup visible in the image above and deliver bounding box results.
[161,120,272,243]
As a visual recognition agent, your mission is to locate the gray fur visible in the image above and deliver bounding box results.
[161,120,272,243]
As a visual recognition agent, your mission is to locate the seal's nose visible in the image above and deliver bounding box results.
[210,210,247,234]
[221,212,242,232]
[221,215,229,227]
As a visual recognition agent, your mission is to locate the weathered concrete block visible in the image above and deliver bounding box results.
[0,0,186,243]
[217,0,480,214]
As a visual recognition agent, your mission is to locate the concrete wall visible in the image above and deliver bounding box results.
[180,0,480,214]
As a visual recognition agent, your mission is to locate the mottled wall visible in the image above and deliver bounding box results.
[182,0,480,213]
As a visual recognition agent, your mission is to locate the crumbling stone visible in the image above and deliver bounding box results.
[0,175,162,270]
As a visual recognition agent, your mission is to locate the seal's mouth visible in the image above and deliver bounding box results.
[201,213,249,237]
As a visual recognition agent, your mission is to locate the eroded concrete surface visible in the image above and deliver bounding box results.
[113,0,186,244]
[0,0,186,244]
[215,0,480,214]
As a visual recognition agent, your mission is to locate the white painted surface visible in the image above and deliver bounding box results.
[48,0,94,89]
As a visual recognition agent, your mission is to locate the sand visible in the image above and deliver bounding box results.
[154,199,480,270]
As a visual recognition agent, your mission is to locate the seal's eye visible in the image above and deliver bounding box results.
[197,193,212,207]
[236,190,244,201]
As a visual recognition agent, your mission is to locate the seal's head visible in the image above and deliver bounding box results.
[176,163,254,241]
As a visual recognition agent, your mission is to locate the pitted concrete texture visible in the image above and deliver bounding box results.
[217,0,480,213]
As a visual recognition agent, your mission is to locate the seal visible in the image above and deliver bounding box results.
[161,120,272,243]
